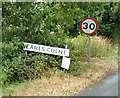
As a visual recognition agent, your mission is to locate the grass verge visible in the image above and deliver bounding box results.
[2,57,118,96]
[2,35,118,96]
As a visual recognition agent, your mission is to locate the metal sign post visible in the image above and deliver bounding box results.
[88,15,91,68]
[88,35,91,68]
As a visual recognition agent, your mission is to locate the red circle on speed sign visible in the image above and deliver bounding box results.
[80,18,98,35]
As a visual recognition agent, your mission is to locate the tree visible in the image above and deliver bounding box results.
[2,2,120,41]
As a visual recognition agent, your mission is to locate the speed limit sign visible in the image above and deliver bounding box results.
[80,18,98,35]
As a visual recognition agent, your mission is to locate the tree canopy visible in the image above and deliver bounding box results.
[2,2,120,42]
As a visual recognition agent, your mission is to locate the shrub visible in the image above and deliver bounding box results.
[66,35,88,62]
[2,38,62,85]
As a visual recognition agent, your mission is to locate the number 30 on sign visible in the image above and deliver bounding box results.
[80,18,98,35]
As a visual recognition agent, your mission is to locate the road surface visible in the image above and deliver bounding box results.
[76,69,119,96]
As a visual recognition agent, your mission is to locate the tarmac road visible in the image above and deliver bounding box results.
[76,68,119,96]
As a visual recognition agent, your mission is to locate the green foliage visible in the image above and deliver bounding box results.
[2,2,119,85]
[67,35,88,61]
[3,2,119,40]
[98,2,120,39]
[2,2,67,47]
[66,35,89,75]
[69,61,88,76]
[2,39,25,85]
[1,35,118,85]
[2,38,25,60]
[1,39,62,85]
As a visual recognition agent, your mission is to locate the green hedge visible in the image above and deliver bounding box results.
[1,38,63,85]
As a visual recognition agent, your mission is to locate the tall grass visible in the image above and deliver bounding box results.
[91,36,118,58]
[66,35,118,75]
[67,35,118,59]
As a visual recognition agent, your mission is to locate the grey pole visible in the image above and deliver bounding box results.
[88,35,90,68]
[88,14,91,68]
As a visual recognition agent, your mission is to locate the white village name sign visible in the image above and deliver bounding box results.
[24,42,69,57]
[24,42,70,70]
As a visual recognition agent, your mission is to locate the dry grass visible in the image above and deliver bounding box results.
[91,36,118,58]
[5,57,118,96]
[67,35,118,58]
